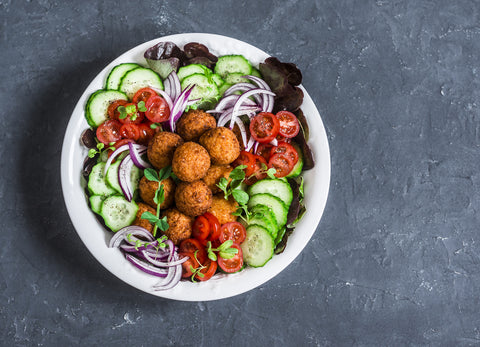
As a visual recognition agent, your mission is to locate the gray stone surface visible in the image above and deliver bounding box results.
[1,0,480,345]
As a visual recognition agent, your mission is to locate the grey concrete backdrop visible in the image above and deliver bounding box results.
[1,0,480,345]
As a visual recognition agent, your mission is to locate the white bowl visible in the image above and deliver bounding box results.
[61,33,330,301]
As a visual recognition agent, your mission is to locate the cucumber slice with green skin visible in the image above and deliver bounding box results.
[250,67,262,79]
[85,90,128,127]
[249,204,278,239]
[224,72,251,85]
[214,55,252,78]
[89,195,107,214]
[105,63,141,90]
[106,161,122,194]
[119,67,163,99]
[177,64,211,81]
[181,73,219,109]
[248,193,288,229]
[241,224,274,267]
[100,196,138,232]
[218,83,232,96]
[211,73,224,87]
[286,143,304,178]
[88,162,117,196]
[248,179,293,206]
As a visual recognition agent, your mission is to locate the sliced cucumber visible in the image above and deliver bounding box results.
[106,161,122,194]
[247,193,288,229]
[211,73,224,87]
[105,63,141,90]
[248,179,293,206]
[249,204,278,239]
[88,162,117,196]
[85,90,128,127]
[250,67,262,79]
[241,224,274,267]
[89,195,107,214]
[177,64,210,81]
[286,142,304,178]
[100,195,138,232]
[218,83,232,96]
[181,73,219,109]
[224,72,250,85]
[119,67,163,99]
[214,55,252,78]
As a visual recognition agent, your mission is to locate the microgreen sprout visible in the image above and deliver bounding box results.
[190,250,206,283]
[88,141,115,158]
[206,240,238,261]
[118,104,138,121]
[137,100,147,112]
[141,166,172,237]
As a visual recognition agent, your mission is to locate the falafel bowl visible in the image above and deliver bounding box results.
[61,33,330,301]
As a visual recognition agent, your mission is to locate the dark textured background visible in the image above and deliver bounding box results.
[2,0,480,345]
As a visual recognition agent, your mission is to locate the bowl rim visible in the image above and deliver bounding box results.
[60,33,331,301]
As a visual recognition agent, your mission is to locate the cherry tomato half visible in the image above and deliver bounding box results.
[192,215,210,241]
[203,212,220,242]
[233,150,256,176]
[219,222,246,244]
[118,103,144,124]
[276,110,300,138]
[255,143,274,162]
[179,252,198,278]
[195,258,217,281]
[249,112,280,143]
[218,243,243,273]
[137,123,155,146]
[244,154,268,186]
[145,95,170,123]
[107,99,128,121]
[268,153,294,178]
[132,87,158,104]
[107,138,133,157]
[270,142,299,166]
[179,238,207,263]
[120,123,140,141]
[96,120,122,145]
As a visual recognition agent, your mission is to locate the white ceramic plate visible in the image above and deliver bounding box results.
[61,33,330,301]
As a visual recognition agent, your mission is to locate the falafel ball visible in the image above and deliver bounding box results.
[147,131,184,170]
[175,180,213,217]
[172,142,211,182]
[138,176,175,209]
[161,208,193,245]
[207,193,239,225]
[176,109,217,141]
[199,127,240,165]
[132,202,156,234]
[202,164,233,194]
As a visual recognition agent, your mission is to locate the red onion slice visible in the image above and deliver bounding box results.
[125,253,169,277]
[244,75,275,112]
[142,250,189,267]
[233,117,248,147]
[128,142,150,169]
[103,144,130,175]
[169,84,195,132]
[149,86,174,111]
[118,155,134,201]
[109,226,155,248]
[223,82,256,95]
[229,89,276,128]
[167,71,181,103]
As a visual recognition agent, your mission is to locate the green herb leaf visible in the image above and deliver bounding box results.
[229,165,247,180]
[141,211,159,224]
[219,248,238,259]
[137,100,147,112]
[88,148,97,158]
[266,168,277,179]
[232,189,249,205]
[156,216,169,231]
[217,240,233,251]
[158,165,172,182]
[154,184,165,205]
[144,168,159,182]
[117,105,127,119]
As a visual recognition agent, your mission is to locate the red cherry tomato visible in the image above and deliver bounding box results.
[96,120,122,145]
[218,243,243,273]
[244,154,268,185]
[179,238,207,263]
[233,150,256,176]
[270,142,299,165]
[192,215,210,241]
[145,95,170,123]
[119,123,140,141]
[204,212,221,241]
[195,258,217,281]
[107,99,128,120]
[136,123,155,146]
[132,87,158,104]
[249,112,280,143]
[179,252,198,278]
[268,153,294,178]
[219,222,246,244]
[276,110,300,138]
[255,143,274,162]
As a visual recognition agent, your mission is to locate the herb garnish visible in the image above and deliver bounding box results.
[206,240,238,261]
[141,166,172,237]
[118,104,138,121]
[88,141,115,158]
